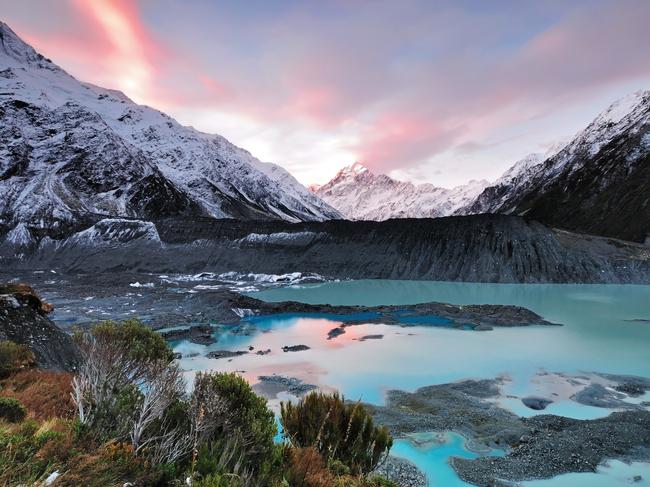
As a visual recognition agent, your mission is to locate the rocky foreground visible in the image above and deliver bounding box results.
[369,376,650,485]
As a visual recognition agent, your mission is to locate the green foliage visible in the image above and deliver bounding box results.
[0,397,27,422]
[82,384,142,442]
[193,472,248,487]
[191,372,281,483]
[79,318,174,364]
[280,392,393,475]
[365,476,399,487]
[328,458,351,476]
[0,341,35,378]
[0,418,73,484]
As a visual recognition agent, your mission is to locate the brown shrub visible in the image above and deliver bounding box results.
[35,419,76,464]
[285,446,337,487]
[0,369,75,420]
[58,441,149,487]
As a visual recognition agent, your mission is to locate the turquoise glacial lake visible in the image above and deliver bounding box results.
[174,280,650,486]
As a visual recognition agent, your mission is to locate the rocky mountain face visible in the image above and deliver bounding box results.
[459,91,650,243]
[312,162,488,220]
[0,21,340,240]
[3,214,648,284]
[0,283,79,371]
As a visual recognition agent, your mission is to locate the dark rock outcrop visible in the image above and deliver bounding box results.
[0,284,79,371]
[282,345,310,352]
[205,349,248,360]
[256,375,317,396]
[368,379,527,449]
[522,396,553,411]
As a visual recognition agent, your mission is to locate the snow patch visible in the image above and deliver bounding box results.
[217,271,326,284]
[237,231,321,246]
[5,223,34,247]
[231,308,256,318]
[129,282,155,288]
[66,219,162,246]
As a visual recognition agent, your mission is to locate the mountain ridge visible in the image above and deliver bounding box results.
[314,91,650,242]
[462,89,650,242]
[0,20,341,238]
[312,162,489,220]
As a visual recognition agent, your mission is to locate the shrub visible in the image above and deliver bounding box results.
[34,419,76,464]
[280,392,393,475]
[0,341,35,378]
[71,318,186,457]
[284,446,336,487]
[283,446,399,487]
[328,458,351,476]
[0,397,26,422]
[0,418,75,484]
[58,441,151,487]
[190,372,280,482]
[0,370,74,420]
[86,318,174,364]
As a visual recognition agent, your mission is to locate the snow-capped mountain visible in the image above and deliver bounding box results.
[314,89,649,242]
[457,150,555,216]
[312,162,489,221]
[0,21,340,237]
[460,90,650,243]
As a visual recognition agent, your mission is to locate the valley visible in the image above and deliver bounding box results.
[1,14,649,487]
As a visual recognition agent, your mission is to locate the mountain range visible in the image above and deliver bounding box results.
[0,20,340,242]
[310,163,489,220]
[0,16,648,266]
[313,91,650,243]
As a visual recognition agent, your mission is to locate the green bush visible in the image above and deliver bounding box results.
[365,476,399,487]
[72,318,180,443]
[0,341,35,378]
[280,392,393,475]
[191,372,280,482]
[78,318,174,364]
[328,458,351,476]
[0,397,27,422]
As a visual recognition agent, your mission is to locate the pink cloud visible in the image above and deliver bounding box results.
[4,0,649,181]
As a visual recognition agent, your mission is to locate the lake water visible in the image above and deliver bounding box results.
[174,280,650,486]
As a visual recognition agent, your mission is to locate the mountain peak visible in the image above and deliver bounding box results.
[338,162,370,178]
[595,89,649,126]
[314,164,489,221]
[0,21,59,71]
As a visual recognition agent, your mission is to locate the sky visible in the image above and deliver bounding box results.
[1,0,649,188]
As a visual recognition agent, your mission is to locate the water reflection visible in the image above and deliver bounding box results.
[172,280,650,486]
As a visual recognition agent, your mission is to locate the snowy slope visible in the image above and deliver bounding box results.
[459,90,650,242]
[312,162,488,220]
[0,21,340,237]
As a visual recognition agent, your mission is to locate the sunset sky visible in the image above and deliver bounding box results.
[2,0,649,187]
